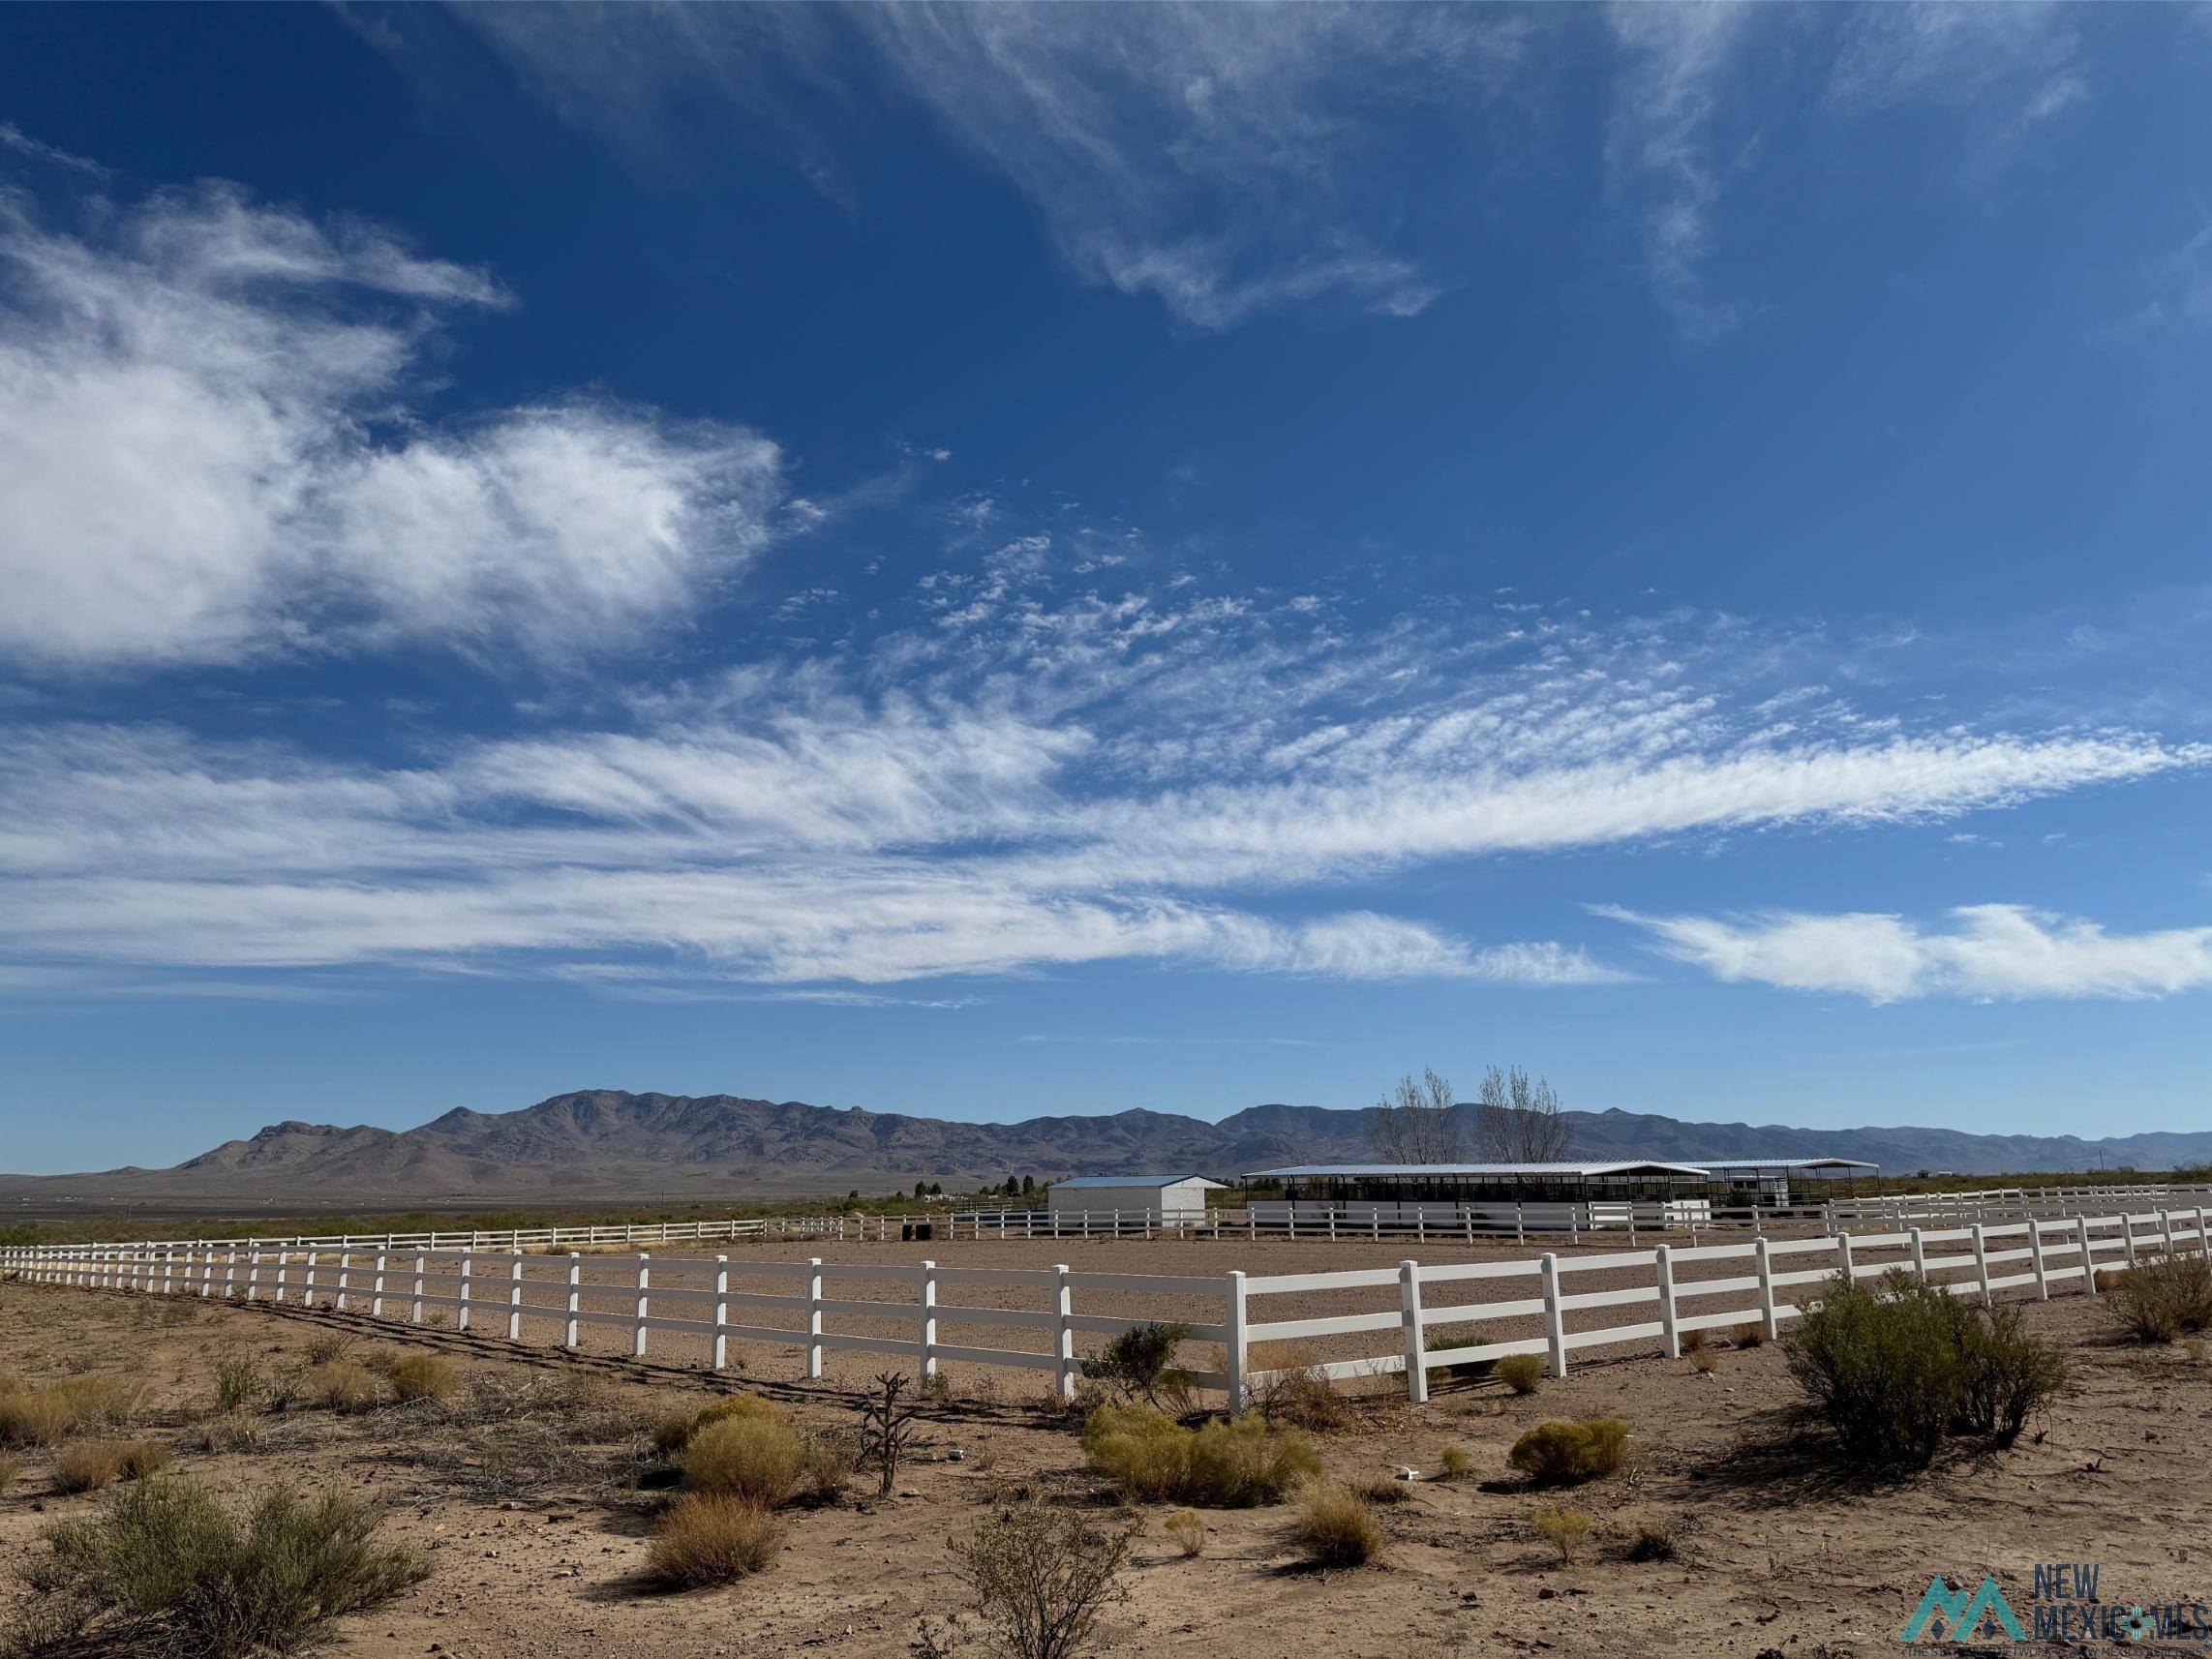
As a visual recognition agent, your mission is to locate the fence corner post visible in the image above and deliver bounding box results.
[1908,1225,1927,1284]
[457,1252,472,1332]
[917,1259,938,1383]
[805,1257,824,1380]
[1052,1264,1077,1402]
[1224,1268,1250,1414]
[1753,1235,1778,1341]
[631,1253,651,1359]
[1654,1242,1679,1359]
[507,1251,524,1342]
[410,1254,425,1324]
[1398,1259,1428,1405]
[1539,1252,1568,1378]
[563,1252,582,1349]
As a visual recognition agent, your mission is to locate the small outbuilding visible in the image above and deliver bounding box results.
[1048,1174,1227,1222]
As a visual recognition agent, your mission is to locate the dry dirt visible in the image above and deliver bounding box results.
[4,1247,2209,1659]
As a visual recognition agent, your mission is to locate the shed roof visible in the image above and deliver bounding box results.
[1052,1174,1227,1191]
[1696,1157,1879,1172]
[1242,1161,1712,1181]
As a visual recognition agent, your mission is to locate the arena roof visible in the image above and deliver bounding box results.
[1241,1161,1712,1181]
[1695,1158,1879,1172]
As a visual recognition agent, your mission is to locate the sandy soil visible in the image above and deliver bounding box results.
[3,1255,2208,1659]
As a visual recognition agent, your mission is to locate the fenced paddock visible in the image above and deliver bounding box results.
[10,1200,2208,1411]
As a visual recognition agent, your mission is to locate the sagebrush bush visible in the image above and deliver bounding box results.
[1507,1419,1629,1486]
[53,1440,169,1494]
[1784,1270,2067,1468]
[797,1427,859,1501]
[1424,1326,1494,1388]
[647,1494,783,1588]
[653,1392,789,1455]
[1291,1484,1381,1568]
[1164,1510,1205,1557]
[214,1354,264,1413]
[301,1332,356,1368]
[2106,1256,2212,1343]
[681,1415,803,1506]
[303,1361,379,1413]
[1080,1322,1194,1409]
[1495,1354,1545,1395]
[1256,1365,1351,1433]
[1438,1445,1471,1480]
[386,1354,458,1403]
[21,1476,423,1657]
[1080,1404,1318,1507]
[945,1503,1136,1659]
[1530,1503,1590,1563]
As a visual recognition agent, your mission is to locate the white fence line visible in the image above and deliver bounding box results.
[8,1198,2207,1415]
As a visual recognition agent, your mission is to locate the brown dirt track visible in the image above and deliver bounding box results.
[4,1236,2209,1659]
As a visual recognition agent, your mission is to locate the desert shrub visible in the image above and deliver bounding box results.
[301,1332,356,1368]
[1163,1510,1205,1557]
[940,1503,1136,1659]
[1678,1327,1712,1356]
[1424,1326,1494,1388]
[195,1410,264,1454]
[303,1361,379,1414]
[1080,1323,1194,1410]
[681,1414,803,1506]
[797,1427,860,1502]
[1438,1445,1471,1481]
[1495,1354,1545,1396]
[20,1475,423,1657]
[54,1440,170,1494]
[0,1377,136,1447]
[1689,1347,1719,1375]
[1291,1484,1381,1568]
[2106,1255,2212,1343]
[1625,1523,1679,1563]
[646,1493,783,1588]
[1530,1503,1590,1563]
[1255,1365,1351,1433]
[653,1392,788,1455]
[1731,1321,1767,1349]
[386,1354,458,1403]
[1507,1419,1630,1487]
[1080,1404,1317,1507]
[214,1353,265,1413]
[1785,1270,2063,1467]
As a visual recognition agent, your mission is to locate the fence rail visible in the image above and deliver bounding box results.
[9,1193,2208,1414]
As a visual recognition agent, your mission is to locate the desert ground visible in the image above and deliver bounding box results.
[3,1238,2208,1659]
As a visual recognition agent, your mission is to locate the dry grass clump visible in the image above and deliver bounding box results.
[1731,1321,1767,1349]
[1290,1484,1382,1568]
[797,1427,860,1501]
[302,1361,379,1414]
[0,1376,136,1448]
[386,1354,459,1403]
[1437,1445,1471,1481]
[1678,1327,1712,1356]
[1507,1419,1630,1487]
[1080,1404,1318,1507]
[2106,1256,2212,1343]
[0,1369,23,1396]
[194,1410,264,1454]
[1625,1522,1680,1562]
[1530,1503,1591,1563]
[16,1476,424,1657]
[1689,1347,1719,1374]
[681,1415,803,1506]
[1256,1365,1352,1433]
[1495,1354,1546,1395]
[652,1391,788,1456]
[646,1493,784,1588]
[53,1439,170,1494]
[301,1331,357,1367]
[1164,1510,1206,1557]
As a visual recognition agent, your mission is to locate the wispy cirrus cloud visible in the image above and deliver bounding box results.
[0,177,786,669]
[1601,902,2212,1003]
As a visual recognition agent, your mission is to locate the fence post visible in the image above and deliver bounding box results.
[301,1251,316,1307]
[457,1253,472,1332]
[1754,1237,1778,1341]
[917,1260,938,1383]
[2028,1223,2049,1300]
[1399,1260,1428,1405]
[1654,1243,1679,1359]
[796,1257,821,1380]
[411,1255,425,1324]
[371,1252,386,1318]
[1515,1203,1526,1247]
[563,1253,581,1349]
[336,1252,350,1311]
[632,1254,651,1358]
[1224,1270,1249,1414]
[2076,1215,2098,1295]
[225,1248,238,1300]
[1908,1227,1926,1283]
[2198,1207,2211,1266]
[2122,1215,2139,1269]
[1970,1224,1992,1308]
[275,1250,289,1304]
[507,1252,525,1342]
[2161,1210,2176,1256]
[247,1249,261,1302]
[1051,1264,1077,1402]
[1540,1252,1567,1378]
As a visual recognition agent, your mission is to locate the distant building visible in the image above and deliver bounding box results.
[1047,1174,1227,1222]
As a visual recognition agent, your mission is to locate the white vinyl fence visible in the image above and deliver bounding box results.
[9,1203,2207,1412]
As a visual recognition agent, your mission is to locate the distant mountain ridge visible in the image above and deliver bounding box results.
[4,1090,2209,1211]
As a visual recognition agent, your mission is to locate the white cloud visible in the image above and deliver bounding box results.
[1603,902,2212,1003]
[0,181,784,669]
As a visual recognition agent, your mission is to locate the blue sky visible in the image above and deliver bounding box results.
[2,4,2209,1174]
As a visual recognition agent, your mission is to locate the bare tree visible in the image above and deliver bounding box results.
[1476,1066,1574,1162]
[1368,1068,1461,1163]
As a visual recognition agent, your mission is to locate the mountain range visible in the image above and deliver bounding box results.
[4,1090,2209,1215]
